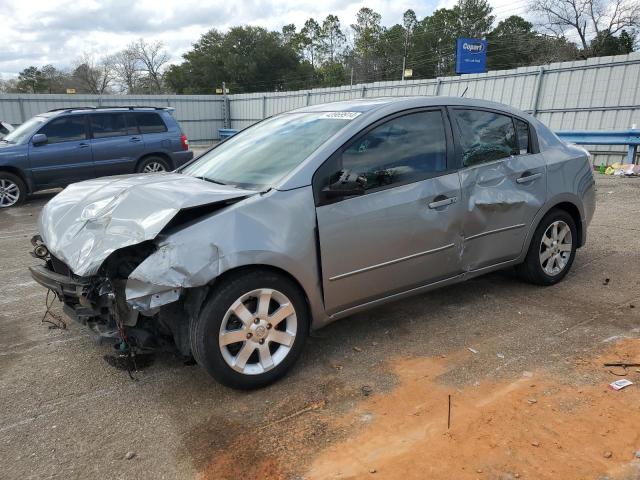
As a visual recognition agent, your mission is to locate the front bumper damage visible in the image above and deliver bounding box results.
[29,246,142,339]
[29,231,218,355]
[28,173,256,355]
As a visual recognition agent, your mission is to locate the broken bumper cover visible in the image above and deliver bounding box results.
[29,265,89,298]
[28,264,117,335]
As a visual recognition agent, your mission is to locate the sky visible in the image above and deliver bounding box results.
[0,0,528,79]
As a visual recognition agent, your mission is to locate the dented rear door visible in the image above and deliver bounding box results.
[451,108,547,271]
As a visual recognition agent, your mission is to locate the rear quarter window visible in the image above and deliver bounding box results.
[135,113,168,134]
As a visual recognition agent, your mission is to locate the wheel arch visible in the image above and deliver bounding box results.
[550,201,583,247]
[208,264,314,325]
[0,166,31,193]
[520,196,585,262]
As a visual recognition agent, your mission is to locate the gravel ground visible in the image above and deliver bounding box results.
[1,175,639,479]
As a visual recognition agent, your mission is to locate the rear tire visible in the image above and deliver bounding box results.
[136,156,170,173]
[0,172,26,208]
[517,209,577,286]
[190,270,309,390]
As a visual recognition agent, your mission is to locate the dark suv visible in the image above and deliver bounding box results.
[0,106,193,207]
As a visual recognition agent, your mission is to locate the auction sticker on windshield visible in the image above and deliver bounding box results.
[321,112,362,120]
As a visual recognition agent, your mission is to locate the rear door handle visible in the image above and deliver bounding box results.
[78,142,90,148]
[516,172,542,184]
[130,137,141,142]
[428,196,457,209]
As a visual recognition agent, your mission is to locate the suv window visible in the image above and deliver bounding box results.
[90,113,137,138]
[514,118,530,155]
[329,110,447,193]
[38,116,87,144]
[135,112,167,134]
[453,109,517,166]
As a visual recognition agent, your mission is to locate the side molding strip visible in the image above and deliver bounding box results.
[329,243,456,282]
[465,223,526,242]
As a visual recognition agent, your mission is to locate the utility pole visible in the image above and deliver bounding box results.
[401,27,409,81]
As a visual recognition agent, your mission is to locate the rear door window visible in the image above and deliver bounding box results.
[452,109,517,166]
[38,116,87,144]
[135,113,167,134]
[90,113,133,138]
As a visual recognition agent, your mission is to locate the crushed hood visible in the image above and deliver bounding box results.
[39,173,256,277]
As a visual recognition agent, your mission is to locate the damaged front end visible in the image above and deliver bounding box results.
[28,173,256,357]
[29,238,202,355]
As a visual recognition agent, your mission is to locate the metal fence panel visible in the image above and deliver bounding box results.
[0,94,225,145]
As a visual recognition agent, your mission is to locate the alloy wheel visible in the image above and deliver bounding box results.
[142,161,166,173]
[0,178,20,207]
[219,288,298,375]
[539,220,572,276]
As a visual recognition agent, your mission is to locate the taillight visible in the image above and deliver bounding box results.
[180,134,189,151]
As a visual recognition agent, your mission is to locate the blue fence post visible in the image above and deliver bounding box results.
[628,145,638,164]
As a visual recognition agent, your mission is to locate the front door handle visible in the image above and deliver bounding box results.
[516,172,542,184]
[428,196,457,209]
[130,136,141,142]
[78,142,90,148]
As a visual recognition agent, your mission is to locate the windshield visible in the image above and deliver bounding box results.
[182,112,357,189]
[2,116,47,144]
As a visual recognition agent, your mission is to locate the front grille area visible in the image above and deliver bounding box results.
[50,255,71,277]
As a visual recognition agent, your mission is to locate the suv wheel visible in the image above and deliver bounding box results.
[190,270,309,389]
[137,156,170,173]
[517,209,577,285]
[0,172,26,208]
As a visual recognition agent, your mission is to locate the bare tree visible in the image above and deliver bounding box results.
[72,53,116,94]
[113,48,141,93]
[532,0,640,54]
[0,75,19,93]
[130,39,169,93]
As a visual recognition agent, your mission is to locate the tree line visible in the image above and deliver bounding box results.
[0,40,170,95]
[1,0,637,95]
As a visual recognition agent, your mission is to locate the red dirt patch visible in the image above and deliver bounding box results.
[306,340,640,480]
[198,340,640,480]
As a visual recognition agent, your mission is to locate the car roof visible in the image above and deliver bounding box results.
[278,95,548,191]
[292,96,531,118]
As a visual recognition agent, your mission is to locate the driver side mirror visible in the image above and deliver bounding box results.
[32,133,48,146]
[321,170,366,199]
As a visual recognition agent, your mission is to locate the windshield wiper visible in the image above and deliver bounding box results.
[195,176,227,186]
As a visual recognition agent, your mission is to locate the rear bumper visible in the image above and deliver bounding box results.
[172,150,194,168]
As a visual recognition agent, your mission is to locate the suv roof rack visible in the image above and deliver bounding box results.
[47,106,96,112]
[47,105,173,113]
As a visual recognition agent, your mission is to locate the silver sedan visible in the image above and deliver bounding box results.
[29,97,596,389]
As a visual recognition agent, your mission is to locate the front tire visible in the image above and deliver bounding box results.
[517,209,577,286]
[190,270,309,389]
